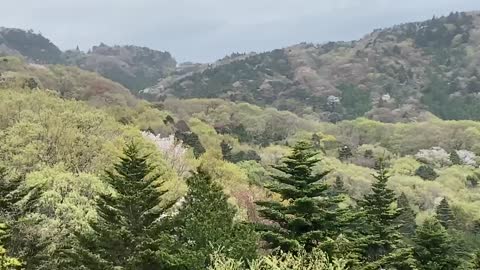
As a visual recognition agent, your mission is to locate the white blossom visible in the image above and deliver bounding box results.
[456,150,477,167]
[415,147,450,167]
[142,131,190,177]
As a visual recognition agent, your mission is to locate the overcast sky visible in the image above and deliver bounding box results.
[2,0,479,62]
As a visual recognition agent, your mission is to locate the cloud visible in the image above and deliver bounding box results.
[2,0,479,62]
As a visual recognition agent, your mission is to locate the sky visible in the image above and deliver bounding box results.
[2,0,479,63]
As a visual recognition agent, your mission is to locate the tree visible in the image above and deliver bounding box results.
[75,142,176,270]
[167,168,258,269]
[436,198,455,229]
[0,167,23,221]
[396,193,417,237]
[358,160,416,269]
[413,217,461,270]
[256,141,350,253]
[415,165,438,181]
[449,151,461,165]
[0,224,21,270]
[220,141,233,161]
[338,145,353,162]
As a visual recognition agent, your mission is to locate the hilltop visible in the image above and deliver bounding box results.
[145,11,480,122]
[0,28,177,92]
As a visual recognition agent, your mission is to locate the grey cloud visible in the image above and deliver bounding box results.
[2,0,479,62]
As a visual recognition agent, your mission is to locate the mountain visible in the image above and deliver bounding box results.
[145,11,480,123]
[0,27,63,64]
[0,55,137,107]
[0,27,177,92]
[64,44,177,92]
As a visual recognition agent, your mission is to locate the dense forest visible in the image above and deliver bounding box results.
[1,9,480,270]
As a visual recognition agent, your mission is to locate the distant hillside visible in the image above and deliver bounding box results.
[0,27,63,64]
[0,28,177,92]
[145,11,480,122]
[0,56,136,107]
[64,44,177,92]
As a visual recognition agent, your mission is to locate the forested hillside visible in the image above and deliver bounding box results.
[1,9,480,270]
[147,11,480,122]
[0,28,177,92]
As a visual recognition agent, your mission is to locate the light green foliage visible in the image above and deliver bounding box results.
[209,247,347,270]
[0,56,136,107]
[0,89,130,177]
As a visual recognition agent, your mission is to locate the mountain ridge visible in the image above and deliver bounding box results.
[145,11,480,123]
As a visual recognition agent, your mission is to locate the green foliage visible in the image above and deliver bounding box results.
[357,160,416,269]
[338,145,353,162]
[396,193,417,237]
[436,198,455,229]
[209,247,347,270]
[256,141,350,253]
[338,85,372,120]
[75,142,176,269]
[413,217,461,270]
[0,224,21,270]
[415,165,439,181]
[449,151,461,165]
[167,168,258,269]
[0,28,63,64]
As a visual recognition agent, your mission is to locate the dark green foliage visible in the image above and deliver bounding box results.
[358,160,416,269]
[449,151,461,165]
[229,150,261,163]
[220,141,233,161]
[21,78,39,90]
[436,198,455,229]
[75,142,175,269]
[256,141,350,253]
[396,193,417,237]
[415,165,438,181]
[338,84,372,120]
[466,173,480,188]
[338,145,353,162]
[175,131,205,158]
[421,72,480,121]
[0,167,23,219]
[413,217,461,270]
[334,176,347,195]
[0,28,63,64]
[167,169,258,269]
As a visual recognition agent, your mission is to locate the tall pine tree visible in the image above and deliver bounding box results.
[413,217,461,270]
[396,192,417,237]
[358,160,416,269]
[256,141,350,253]
[75,142,176,270]
[436,197,455,229]
[167,168,258,269]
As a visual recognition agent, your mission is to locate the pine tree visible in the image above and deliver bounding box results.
[0,223,21,270]
[75,142,176,270]
[334,176,346,194]
[256,141,349,253]
[0,167,24,220]
[413,217,461,270]
[436,197,455,229]
[358,160,416,269]
[396,192,417,237]
[167,168,258,269]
